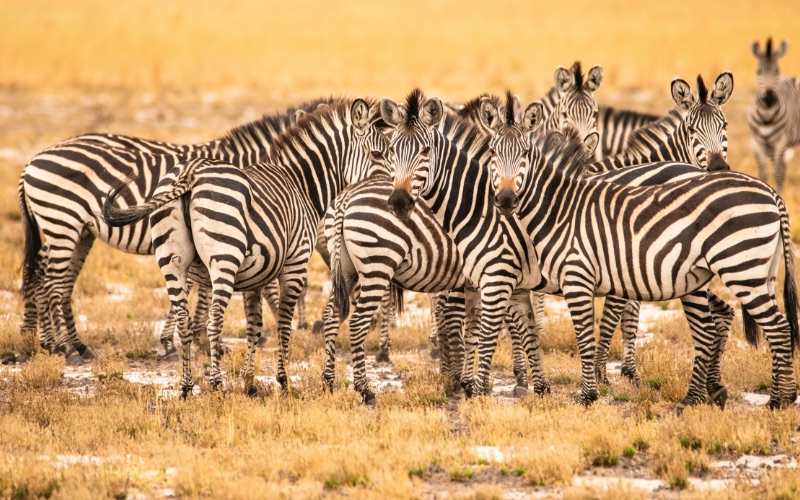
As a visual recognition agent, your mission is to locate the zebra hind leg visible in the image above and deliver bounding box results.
[320,296,340,393]
[514,291,550,395]
[676,292,716,414]
[376,287,396,364]
[275,272,306,394]
[619,301,641,385]
[443,289,466,395]
[562,275,599,406]
[594,296,625,386]
[242,289,263,397]
[706,293,733,408]
[348,278,386,405]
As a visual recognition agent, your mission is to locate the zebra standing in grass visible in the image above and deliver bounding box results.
[749,37,800,193]
[489,126,799,410]
[381,89,567,397]
[102,99,390,397]
[19,101,327,364]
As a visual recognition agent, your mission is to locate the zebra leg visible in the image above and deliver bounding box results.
[260,280,280,347]
[296,280,308,330]
[19,249,43,351]
[444,289,466,393]
[64,234,98,361]
[348,278,386,405]
[595,296,626,385]
[320,295,340,393]
[620,301,641,384]
[512,290,550,395]
[242,289,263,397]
[706,293,733,408]
[205,266,240,391]
[192,282,211,356]
[472,285,513,397]
[461,288,481,397]
[160,307,180,362]
[772,144,788,194]
[678,292,717,412]
[506,309,529,397]
[35,249,58,354]
[275,271,306,393]
[42,236,85,365]
[752,139,771,184]
[562,275,598,406]
[376,287,394,364]
[429,293,445,359]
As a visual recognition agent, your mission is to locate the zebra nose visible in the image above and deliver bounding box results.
[763,89,778,107]
[494,190,519,216]
[707,152,730,172]
[388,189,415,219]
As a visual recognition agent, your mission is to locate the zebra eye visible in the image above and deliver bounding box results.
[488,148,496,156]
[420,146,431,156]
[370,150,383,159]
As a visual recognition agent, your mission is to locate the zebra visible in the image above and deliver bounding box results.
[381,89,558,397]
[101,98,390,397]
[489,125,799,410]
[749,37,800,193]
[593,106,661,161]
[19,100,328,364]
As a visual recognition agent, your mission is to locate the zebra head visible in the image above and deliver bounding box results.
[346,98,392,182]
[479,92,545,216]
[671,72,733,171]
[552,62,603,157]
[752,37,788,107]
[380,89,443,219]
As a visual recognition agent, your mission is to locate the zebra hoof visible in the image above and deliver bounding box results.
[160,350,180,363]
[65,352,85,366]
[513,385,529,398]
[429,347,441,360]
[255,335,268,348]
[375,350,391,364]
[621,366,640,386]
[77,345,98,361]
[362,391,377,406]
[311,320,324,335]
[246,385,258,398]
[709,386,728,409]
[534,381,551,396]
[577,389,598,407]
[180,386,193,400]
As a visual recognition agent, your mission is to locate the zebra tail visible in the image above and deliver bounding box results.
[18,178,42,297]
[742,308,760,348]
[101,159,202,227]
[778,196,800,353]
[391,283,404,315]
[330,192,351,321]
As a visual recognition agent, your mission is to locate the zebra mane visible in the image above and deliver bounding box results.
[267,97,378,163]
[457,93,501,119]
[766,37,773,57]
[537,126,588,179]
[623,108,683,156]
[504,91,516,126]
[572,61,583,88]
[697,75,708,104]
[404,88,425,126]
[219,97,339,153]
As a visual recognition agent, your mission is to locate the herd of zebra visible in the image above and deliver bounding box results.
[16,37,800,411]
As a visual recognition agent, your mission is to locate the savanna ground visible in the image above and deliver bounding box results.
[2,1,800,498]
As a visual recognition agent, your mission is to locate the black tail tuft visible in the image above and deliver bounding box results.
[19,180,42,296]
[742,307,761,348]
[101,178,154,227]
[390,283,404,315]
[331,260,350,320]
[784,245,800,354]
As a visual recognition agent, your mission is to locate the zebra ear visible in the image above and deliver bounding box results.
[711,72,734,107]
[478,97,502,133]
[752,41,761,57]
[777,40,789,58]
[521,101,544,133]
[351,98,371,131]
[554,66,573,94]
[294,109,307,121]
[380,97,404,127]
[585,65,604,92]
[420,97,444,127]
[671,78,695,111]
[583,132,599,157]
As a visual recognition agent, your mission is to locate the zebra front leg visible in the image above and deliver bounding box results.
[472,285,513,397]
[461,289,481,397]
[677,292,717,413]
[619,301,641,384]
[376,287,395,364]
[563,275,598,406]
[706,293,733,408]
[506,310,530,397]
[296,280,308,330]
[444,289,466,393]
[242,289,263,397]
[429,293,445,359]
[511,290,550,395]
[595,296,625,386]
[348,279,385,405]
[64,234,98,361]
[751,139,771,185]
[772,144,789,194]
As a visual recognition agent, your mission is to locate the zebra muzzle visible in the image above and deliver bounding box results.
[707,152,730,172]
[494,189,519,216]
[388,189,415,219]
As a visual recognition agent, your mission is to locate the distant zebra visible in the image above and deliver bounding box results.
[490,126,799,410]
[19,101,326,363]
[749,37,800,193]
[102,99,390,397]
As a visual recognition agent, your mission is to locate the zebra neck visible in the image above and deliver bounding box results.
[539,86,560,115]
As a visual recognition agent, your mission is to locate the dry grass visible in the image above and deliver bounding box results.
[2,1,800,497]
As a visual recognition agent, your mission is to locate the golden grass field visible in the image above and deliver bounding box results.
[2,1,800,498]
